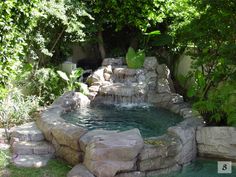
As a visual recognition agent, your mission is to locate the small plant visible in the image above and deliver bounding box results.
[0,150,10,170]
[18,68,65,106]
[192,82,236,126]
[125,47,145,69]
[125,30,160,69]
[0,87,39,137]
[57,68,89,94]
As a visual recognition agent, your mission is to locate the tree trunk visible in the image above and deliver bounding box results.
[98,31,106,59]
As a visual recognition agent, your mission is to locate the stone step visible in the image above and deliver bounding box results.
[12,141,55,155]
[10,122,44,142]
[12,154,53,168]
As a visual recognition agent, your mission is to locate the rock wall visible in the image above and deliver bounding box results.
[36,89,204,177]
[36,92,90,165]
[197,127,236,160]
[36,57,205,177]
[86,57,177,105]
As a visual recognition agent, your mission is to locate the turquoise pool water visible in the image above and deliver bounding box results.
[153,159,236,177]
[62,104,183,137]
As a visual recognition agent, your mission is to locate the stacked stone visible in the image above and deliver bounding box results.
[197,127,236,160]
[32,89,204,177]
[10,122,55,167]
[36,91,90,165]
[86,58,149,104]
[33,58,205,176]
[86,57,186,106]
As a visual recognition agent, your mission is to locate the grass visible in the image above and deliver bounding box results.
[0,150,10,169]
[0,150,72,177]
[8,159,72,177]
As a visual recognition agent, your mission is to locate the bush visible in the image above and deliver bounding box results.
[57,68,89,94]
[193,82,236,126]
[18,68,66,106]
[0,87,39,130]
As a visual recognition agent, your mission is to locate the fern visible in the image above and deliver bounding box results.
[193,81,236,126]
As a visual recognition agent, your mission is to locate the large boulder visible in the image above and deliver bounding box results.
[56,146,83,165]
[51,123,87,150]
[138,134,181,171]
[84,129,144,177]
[79,129,117,152]
[197,127,236,160]
[168,123,197,165]
[52,91,90,111]
[36,107,65,141]
[67,164,95,177]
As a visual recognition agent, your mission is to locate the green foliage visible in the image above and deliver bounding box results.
[0,87,39,129]
[169,0,236,126]
[57,68,88,94]
[84,1,168,32]
[0,0,90,94]
[18,68,65,105]
[30,0,92,66]
[8,159,71,177]
[125,47,145,69]
[193,82,236,126]
[0,150,10,170]
[0,0,40,90]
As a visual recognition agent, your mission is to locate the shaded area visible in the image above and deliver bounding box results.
[62,105,183,138]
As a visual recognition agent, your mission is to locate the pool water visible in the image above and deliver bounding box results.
[153,159,236,177]
[62,104,183,138]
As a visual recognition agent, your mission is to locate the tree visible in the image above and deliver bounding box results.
[172,0,236,125]
[83,0,171,59]
[0,0,40,92]
[0,0,91,99]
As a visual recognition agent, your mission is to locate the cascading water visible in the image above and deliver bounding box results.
[86,57,175,106]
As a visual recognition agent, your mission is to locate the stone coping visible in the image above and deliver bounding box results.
[197,126,236,161]
[36,55,206,177]
[36,91,204,177]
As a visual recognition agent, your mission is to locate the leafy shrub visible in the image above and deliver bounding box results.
[57,68,89,94]
[125,47,145,69]
[0,88,39,131]
[18,68,65,105]
[193,82,236,126]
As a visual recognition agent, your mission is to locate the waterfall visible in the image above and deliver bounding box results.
[87,57,174,105]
